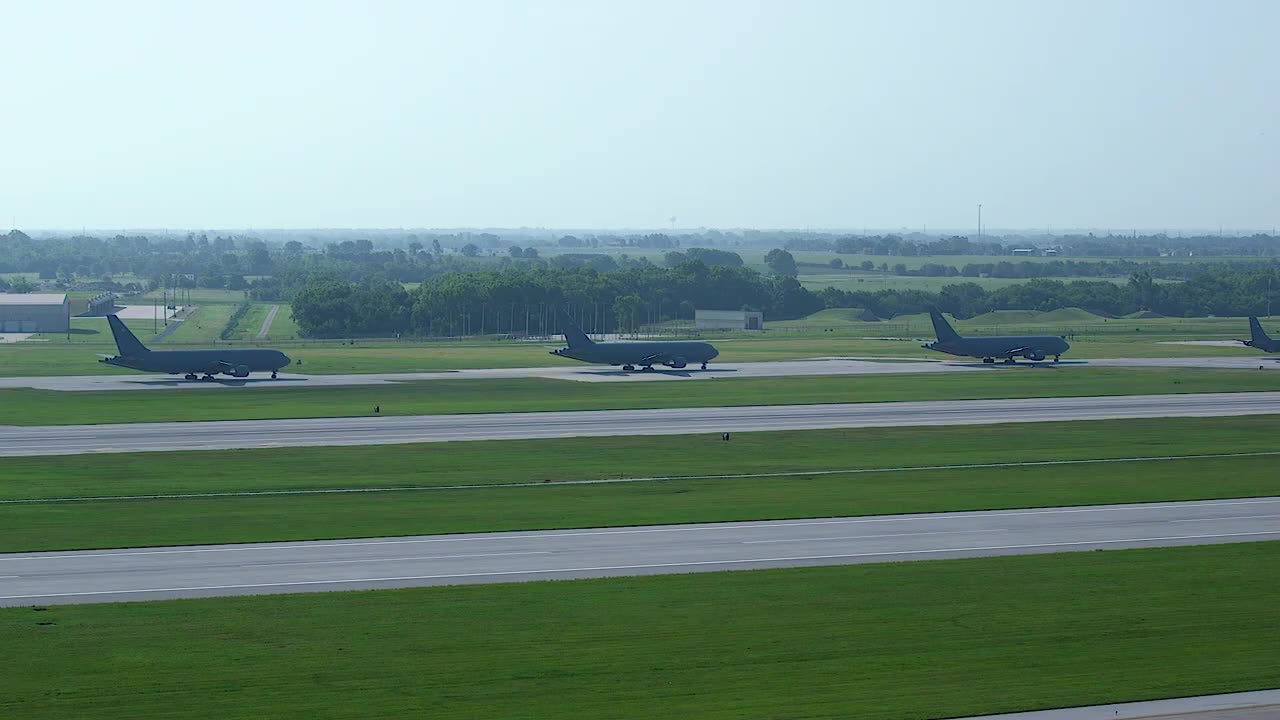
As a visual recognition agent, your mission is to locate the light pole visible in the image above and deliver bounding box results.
[977,204,983,238]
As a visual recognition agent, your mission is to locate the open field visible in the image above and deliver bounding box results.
[155,303,241,344]
[140,287,250,303]
[3,542,1277,719]
[2,416,1277,551]
[1,368,1277,425]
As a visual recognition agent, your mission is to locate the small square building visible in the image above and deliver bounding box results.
[695,309,764,331]
[0,293,71,333]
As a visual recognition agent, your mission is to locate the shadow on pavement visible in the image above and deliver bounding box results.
[579,368,739,378]
[123,377,309,387]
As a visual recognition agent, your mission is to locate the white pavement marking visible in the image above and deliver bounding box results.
[4,531,1280,602]
[4,449,1278,504]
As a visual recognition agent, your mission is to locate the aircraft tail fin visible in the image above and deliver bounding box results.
[929,308,962,342]
[1249,316,1273,345]
[558,310,594,348]
[107,315,149,356]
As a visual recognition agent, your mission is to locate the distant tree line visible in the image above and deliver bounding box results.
[814,258,1279,281]
[289,260,822,338]
[816,266,1280,320]
[290,263,1279,338]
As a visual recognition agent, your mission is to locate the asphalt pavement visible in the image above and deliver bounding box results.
[2,391,1278,457]
[0,356,1276,391]
[1,497,1276,606]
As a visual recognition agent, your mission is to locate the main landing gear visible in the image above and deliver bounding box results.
[184,373,198,380]
[982,357,995,364]
[623,364,635,371]
[1002,358,1016,364]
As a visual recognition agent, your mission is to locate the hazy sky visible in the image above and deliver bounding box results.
[2,0,1276,231]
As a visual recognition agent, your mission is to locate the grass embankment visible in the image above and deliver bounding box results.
[4,542,1279,720]
[1,368,1277,426]
[3,417,1278,551]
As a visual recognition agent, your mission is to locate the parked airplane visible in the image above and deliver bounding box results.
[101,314,291,380]
[550,312,719,371]
[1240,316,1280,353]
[924,309,1070,363]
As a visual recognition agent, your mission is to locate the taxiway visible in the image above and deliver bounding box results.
[0,356,1275,391]
[1,497,1276,606]
[1,391,1278,457]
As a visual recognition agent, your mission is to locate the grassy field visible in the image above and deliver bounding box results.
[4,542,1278,719]
[140,287,250,303]
[3,416,1277,551]
[1,368,1277,426]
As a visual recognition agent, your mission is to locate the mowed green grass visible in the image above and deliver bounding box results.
[3,417,1278,551]
[155,303,240,344]
[5,543,1279,720]
[1,367,1276,426]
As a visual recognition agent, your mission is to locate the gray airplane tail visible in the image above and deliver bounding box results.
[107,314,150,356]
[928,308,962,342]
[1248,316,1273,345]
[558,310,594,348]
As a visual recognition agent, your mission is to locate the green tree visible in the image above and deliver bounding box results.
[764,248,798,276]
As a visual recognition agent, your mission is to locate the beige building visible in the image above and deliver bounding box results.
[695,309,764,331]
[0,293,71,333]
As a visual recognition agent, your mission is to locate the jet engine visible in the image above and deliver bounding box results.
[228,364,251,377]
[1023,350,1046,361]
[667,357,688,369]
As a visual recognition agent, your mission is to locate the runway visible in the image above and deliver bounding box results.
[1,391,1278,457]
[0,355,1275,391]
[960,689,1280,719]
[1,497,1276,606]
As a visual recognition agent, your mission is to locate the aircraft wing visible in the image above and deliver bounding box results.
[1003,347,1030,356]
[639,353,665,365]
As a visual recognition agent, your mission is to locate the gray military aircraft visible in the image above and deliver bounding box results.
[101,314,291,380]
[549,312,719,371]
[1240,316,1280,353]
[924,309,1070,363]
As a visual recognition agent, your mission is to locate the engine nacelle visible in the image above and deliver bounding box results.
[666,357,687,369]
[228,364,250,378]
[1022,350,1046,361]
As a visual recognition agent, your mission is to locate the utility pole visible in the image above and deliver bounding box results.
[977,204,982,238]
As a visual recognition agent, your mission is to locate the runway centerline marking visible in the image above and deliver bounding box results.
[239,551,551,568]
[3,498,1278,563]
[741,529,1009,544]
[3,530,1278,601]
